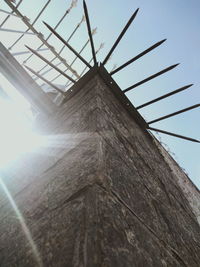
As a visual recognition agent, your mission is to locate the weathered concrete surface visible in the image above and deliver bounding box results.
[0,68,199,266]
[154,139,200,224]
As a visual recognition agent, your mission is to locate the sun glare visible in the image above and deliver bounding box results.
[0,72,47,168]
[0,98,46,168]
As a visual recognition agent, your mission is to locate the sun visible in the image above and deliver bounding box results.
[0,97,45,168]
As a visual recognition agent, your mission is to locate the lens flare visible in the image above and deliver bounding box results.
[0,177,43,266]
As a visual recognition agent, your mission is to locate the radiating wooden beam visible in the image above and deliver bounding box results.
[25,65,66,95]
[4,0,79,78]
[36,15,85,76]
[9,0,52,50]
[123,64,179,93]
[103,8,139,65]
[111,39,166,75]
[12,48,49,56]
[43,21,92,69]
[23,0,77,64]
[148,104,200,125]
[148,127,200,143]
[25,45,76,83]
[80,43,104,77]
[0,0,23,28]
[58,28,97,86]
[0,9,20,17]
[136,84,193,109]
[45,35,94,84]
[35,63,61,81]
[83,0,97,65]
[65,43,104,89]
[0,28,36,34]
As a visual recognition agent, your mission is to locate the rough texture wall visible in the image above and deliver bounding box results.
[154,138,200,224]
[0,71,199,266]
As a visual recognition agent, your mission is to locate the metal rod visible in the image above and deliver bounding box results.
[43,21,92,69]
[24,0,77,63]
[12,48,49,56]
[9,0,52,50]
[136,84,193,110]
[36,15,85,76]
[80,43,104,77]
[148,127,200,143]
[0,0,23,28]
[65,42,104,89]
[35,63,62,81]
[48,31,97,85]
[0,9,20,17]
[48,41,87,84]
[83,0,97,65]
[67,28,97,66]
[123,64,179,93]
[25,45,76,83]
[148,104,200,125]
[4,0,79,78]
[24,65,66,95]
[103,8,139,65]
[111,39,166,75]
[0,28,36,34]
[63,38,91,87]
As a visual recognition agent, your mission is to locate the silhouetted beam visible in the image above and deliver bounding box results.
[103,8,139,65]
[80,43,104,77]
[0,9,19,17]
[0,28,35,34]
[25,46,76,83]
[9,0,52,50]
[63,40,90,87]
[83,0,97,65]
[23,0,77,64]
[42,28,95,85]
[43,21,92,69]
[45,38,91,85]
[148,104,200,125]
[37,63,61,81]
[148,127,200,143]
[123,64,179,93]
[0,0,23,27]
[4,0,79,78]
[111,39,166,75]
[65,43,104,89]
[136,84,193,110]
[37,16,85,76]
[67,38,90,70]
[25,65,66,95]
[12,48,49,56]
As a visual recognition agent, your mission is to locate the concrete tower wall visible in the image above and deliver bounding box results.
[0,68,199,266]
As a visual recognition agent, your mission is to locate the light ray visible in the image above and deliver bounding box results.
[0,177,43,266]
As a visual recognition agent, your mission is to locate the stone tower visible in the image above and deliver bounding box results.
[0,0,199,265]
[0,65,199,266]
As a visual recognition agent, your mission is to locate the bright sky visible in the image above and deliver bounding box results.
[0,0,199,188]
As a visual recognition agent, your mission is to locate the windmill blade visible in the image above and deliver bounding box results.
[148,104,200,125]
[111,39,166,75]
[83,0,97,65]
[136,84,193,109]
[103,8,139,65]
[25,45,76,83]
[25,65,66,95]
[123,64,179,93]
[43,21,92,69]
[148,127,200,143]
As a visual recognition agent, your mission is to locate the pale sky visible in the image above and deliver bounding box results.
[0,0,199,188]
